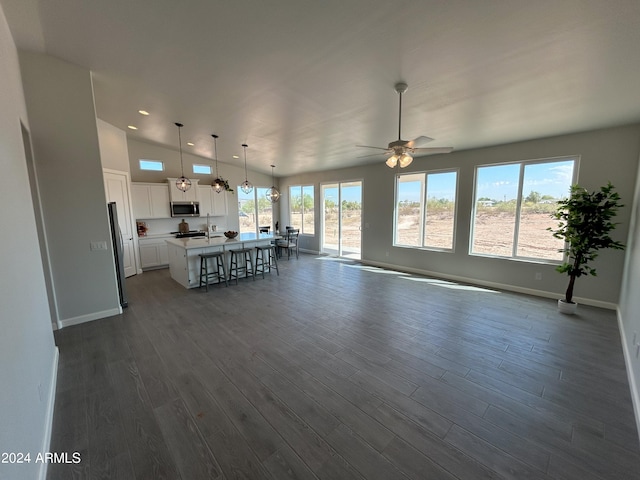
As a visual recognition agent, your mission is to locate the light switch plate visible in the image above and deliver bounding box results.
[90,241,108,251]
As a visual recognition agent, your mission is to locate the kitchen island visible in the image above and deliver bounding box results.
[166,232,278,288]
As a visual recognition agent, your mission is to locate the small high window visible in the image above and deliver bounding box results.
[139,159,164,171]
[193,164,212,175]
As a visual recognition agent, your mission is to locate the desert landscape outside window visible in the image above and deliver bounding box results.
[471,157,577,261]
[289,185,315,234]
[395,170,458,250]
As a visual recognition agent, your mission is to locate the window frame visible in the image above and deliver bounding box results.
[139,159,164,172]
[469,155,579,263]
[289,184,315,235]
[393,168,459,252]
[237,185,273,236]
[192,164,212,175]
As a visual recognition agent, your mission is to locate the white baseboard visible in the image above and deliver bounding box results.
[617,308,640,442]
[361,259,617,310]
[58,307,121,329]
[38,346,59,480]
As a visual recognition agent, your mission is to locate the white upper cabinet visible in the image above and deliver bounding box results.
[197,185,228,217]
[131,183,171,219]
[167,178,199,202]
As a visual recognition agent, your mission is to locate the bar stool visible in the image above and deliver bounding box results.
[228,247,255,284]
[199,251,228,291]
[255,244,279,278]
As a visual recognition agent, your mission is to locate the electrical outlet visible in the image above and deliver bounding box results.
[385,251,389,257]
[535,272,542,280]
[90,241,108,251]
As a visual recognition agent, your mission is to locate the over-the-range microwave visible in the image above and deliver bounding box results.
[170,201,200,217]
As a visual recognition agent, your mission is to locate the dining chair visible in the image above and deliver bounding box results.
[276,228,300,260]
[259,226,270,233]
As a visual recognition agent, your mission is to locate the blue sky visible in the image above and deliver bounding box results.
[397,160,575,202]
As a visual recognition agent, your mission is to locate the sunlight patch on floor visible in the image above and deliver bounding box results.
[315,256,354,263]
[400,276,499,293]
[344,264,407,275]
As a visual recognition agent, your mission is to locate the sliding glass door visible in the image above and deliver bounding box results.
[321,180,362,259]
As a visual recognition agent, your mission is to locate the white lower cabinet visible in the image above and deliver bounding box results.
[167,243,226,288]
[138,236,171,269]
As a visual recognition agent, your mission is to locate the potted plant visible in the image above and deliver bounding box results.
[548,182,625,314]
[212,177,234,193]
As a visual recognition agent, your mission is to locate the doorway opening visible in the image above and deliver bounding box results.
[321,180,362,259]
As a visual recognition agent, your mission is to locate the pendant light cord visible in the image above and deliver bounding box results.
[176,122,185,176]
[212,134,219,178]
[242,144,249,182]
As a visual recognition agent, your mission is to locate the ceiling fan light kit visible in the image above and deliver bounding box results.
[357,82,453,168]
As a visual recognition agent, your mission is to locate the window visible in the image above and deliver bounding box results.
[238,186,274,235]
[395,170,458,250]
[139,159,164,171]
[193,164,212,175]
[471,157,577,261]
[289,185,315,234]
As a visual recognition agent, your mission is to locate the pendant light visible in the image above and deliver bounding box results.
[174,122,191,192]
[240,143,253,194]
[266,164,281,203]
[211,134,225,193]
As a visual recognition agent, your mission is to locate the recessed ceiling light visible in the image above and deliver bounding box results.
[233,155,239,159]
[138,110,149,115]
[127,125,138,130]
[187,142,194,146]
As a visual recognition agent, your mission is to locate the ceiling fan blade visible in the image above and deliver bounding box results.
[406,136,434,148]
[357,151,389,159]
[356,144,390,151]
[413,147,454,154]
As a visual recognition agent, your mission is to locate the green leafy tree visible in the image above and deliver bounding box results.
[525,191,541,203]
[548,182,625,303]
[241,199,255,214]
[302,193,314,211]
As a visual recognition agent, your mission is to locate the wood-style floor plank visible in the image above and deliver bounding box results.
[47,254,640,480]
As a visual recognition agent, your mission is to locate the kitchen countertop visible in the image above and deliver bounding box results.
[165,232,277,250]
[139,233,177,239]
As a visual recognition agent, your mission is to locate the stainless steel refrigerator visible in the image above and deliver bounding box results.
[108,201,128,308]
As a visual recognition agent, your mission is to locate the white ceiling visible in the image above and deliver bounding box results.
[4,0,640,176]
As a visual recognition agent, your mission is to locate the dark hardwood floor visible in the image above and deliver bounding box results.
[48,254,640,479]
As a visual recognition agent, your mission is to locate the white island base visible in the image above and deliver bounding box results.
[166,233,278,289]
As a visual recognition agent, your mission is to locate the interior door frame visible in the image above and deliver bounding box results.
[103,168,139,276]
[320,179,363,258]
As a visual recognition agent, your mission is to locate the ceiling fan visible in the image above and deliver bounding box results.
[357,82,453,168]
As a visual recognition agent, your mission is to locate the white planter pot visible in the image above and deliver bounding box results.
[558,299,578,314]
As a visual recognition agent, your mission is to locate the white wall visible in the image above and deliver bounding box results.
[0,5,58,480]
[619,151,640,435]
[19,51,121,326]
[280,124,640,307]
[97,118,130,172]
